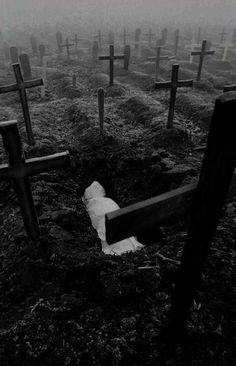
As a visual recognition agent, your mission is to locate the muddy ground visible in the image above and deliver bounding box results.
[0,38,235,365]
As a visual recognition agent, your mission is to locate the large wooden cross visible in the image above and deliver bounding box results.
[99,45,125,86]
[155,64,193,128]
[60,38,74,59]
[147,46,168,81]
[0,120,71,240]
[191,39,215,81]
[0,63,43,145]
[105,92,236,335]
[219,27,227,44]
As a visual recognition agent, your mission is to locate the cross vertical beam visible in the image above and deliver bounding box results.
[0,63,44,145]
[147,46,168,81]
[99,45,125,86]
[191,40,215,81]
[169,92,236,334]
[0,120,71,240]
[155,64,193,128]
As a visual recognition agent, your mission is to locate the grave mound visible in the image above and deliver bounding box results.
[206,59,233,73]
[104,84,126,97]
[26,138,59,157]
[119,96,154,124]
[122,71,154,89]
[89,73,110,89]
[63,84,83,99]
[151,125,191,151]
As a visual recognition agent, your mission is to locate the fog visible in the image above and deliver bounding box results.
[0,0,236,30]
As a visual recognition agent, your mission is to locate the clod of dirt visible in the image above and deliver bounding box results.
[119,96,154,125]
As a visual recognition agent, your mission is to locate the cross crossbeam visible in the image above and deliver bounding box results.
[0,120,71,240]
[147,46,168,81]
[60,38,74,58]
[99,45,125,86]
[155,64,193,128]
[0,63,43,145]
[191,39,215,81]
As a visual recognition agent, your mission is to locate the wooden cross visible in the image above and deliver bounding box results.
[71,34,78,51]
[155,64,193,128]
[99,45,125,86]
[174,29,180,57]
[94,30,105,49]
[218,43,234,61]
[147,46,168,81]
[98,88,104,135]
[9,46,18,64]
[60,38,74,59]
[145,28,155,48]
[30,35,37,55]
[105,92,236,335]
[0,63,43,145]
[19,53,32,80]
[0,120,71,240]
[219,27,227,44]
[191,40,215,81]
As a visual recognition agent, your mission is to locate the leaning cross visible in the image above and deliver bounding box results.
[155,64,193,128]
[0,63,43,145]
[60,38,74,59]
[191,39,215,81]
[147,46,168,81]
[99,45,125,86]
[0,120,71,240]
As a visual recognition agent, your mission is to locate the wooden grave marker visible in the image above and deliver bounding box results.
[105,92,236,334]
[147,46,168,81]
[30,34,37,55]
[219,27,227,44]
[145,28,155,48]
[191,39,215,81]
[0,120,71,240]
[60,38,74,59]
[99,45,125,86]
[155,64,193,128]
[0,63,43,145]
[38,44,45,66]
[19,53,32,80]
[10,46,19,64]
[56,31,63,53]
[174,29,180,57]
[98,88,104,135]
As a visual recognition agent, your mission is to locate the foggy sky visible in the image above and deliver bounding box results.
[0,0,236,29]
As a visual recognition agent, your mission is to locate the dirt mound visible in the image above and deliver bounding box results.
[150,125,192,151]
[205,59,233,73]
[119,96,154,125]
[104,84,126,97]
[89,73,110,89]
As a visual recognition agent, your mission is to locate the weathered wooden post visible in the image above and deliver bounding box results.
[10,46,19,64]
[19,53,32,80]
[3,42,10,62]
[174,29,180,57]
[0,63,43,145]
[191,40,215,81]
[56,31,63,53]
[155,64,193,128]
[98,88,104,135]
[38,44,45,66]
[0,120,71,240]
[99,45,125,86]
[124,45,131,70]
[30,34,37,55]
[147,46,168,81]
[169,92,236,334]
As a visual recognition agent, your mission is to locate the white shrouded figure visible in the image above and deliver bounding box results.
[83,181,144,255]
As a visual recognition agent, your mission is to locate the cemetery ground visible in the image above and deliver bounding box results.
[0,45,235,365]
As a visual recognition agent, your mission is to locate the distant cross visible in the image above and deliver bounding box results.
[99,45,125,86]
[185,38,201,63]
[174,29,180,57]
[147,46,168,81]
[219,27,227,44]
[0,63,43,145]
[191,39,215,81]
[120,28,129,47]
[94,30,105,49]
[19,53,32,80]
[30,34,37,55]
[145,28,155,48]
[219,43,234,61]
[155,64,193,128]
[71,34,78,51]
[9,46,18,64]
[161,28,168,45]
[56,31,63,52]
[38,44,45,66]
[0,120,71,240]
[60,38,74,59]
[98,88,104,135]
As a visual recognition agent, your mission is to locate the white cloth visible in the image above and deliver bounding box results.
[83,181,144,255]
